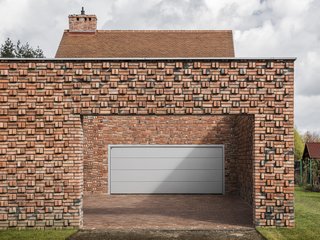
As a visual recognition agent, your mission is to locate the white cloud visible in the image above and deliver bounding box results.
[0,0,319,133]
[295,95,320,134]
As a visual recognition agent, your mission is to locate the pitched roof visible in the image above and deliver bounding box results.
[55,30,235,58]
[304,142,320,159]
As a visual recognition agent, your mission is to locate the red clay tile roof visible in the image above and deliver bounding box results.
[55,30,235,58]
[304,142,320,159]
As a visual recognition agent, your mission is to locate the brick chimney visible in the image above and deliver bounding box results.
[68,7,97,33]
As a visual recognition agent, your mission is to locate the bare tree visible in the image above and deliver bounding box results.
[303,131,320,143]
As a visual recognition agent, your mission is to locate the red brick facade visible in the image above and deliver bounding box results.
[0,59,294,228]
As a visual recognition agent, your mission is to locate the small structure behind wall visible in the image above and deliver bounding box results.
[302,142,320,191]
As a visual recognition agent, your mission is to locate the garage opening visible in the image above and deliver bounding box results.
[82,115,254,229]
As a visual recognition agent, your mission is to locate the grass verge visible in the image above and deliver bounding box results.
[257,186,320,240]
[0,229,77,240]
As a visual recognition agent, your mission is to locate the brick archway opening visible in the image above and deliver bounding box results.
[81,114,254,229]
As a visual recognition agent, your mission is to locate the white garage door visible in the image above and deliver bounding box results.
[109,145,224,194]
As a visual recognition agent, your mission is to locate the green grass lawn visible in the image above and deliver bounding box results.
[0,229,77,240]
[257,187,320,240]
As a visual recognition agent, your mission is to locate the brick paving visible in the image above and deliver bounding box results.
[83,194,253,230]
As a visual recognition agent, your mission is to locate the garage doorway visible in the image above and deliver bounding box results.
[82,115,254,229]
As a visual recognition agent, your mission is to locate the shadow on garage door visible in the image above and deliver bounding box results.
[108,145,225,194]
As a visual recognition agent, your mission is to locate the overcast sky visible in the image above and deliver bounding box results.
[0,0,319,134]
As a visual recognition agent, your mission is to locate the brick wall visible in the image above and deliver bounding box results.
[233,115,254,205]
[0,59,294,228]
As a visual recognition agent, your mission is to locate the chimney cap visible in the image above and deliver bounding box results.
[81,7,85,15]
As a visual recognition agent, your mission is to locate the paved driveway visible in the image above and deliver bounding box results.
[83,194,253,230]
[69,229,264,240]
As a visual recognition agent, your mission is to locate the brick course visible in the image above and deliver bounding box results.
[0,59,294,228]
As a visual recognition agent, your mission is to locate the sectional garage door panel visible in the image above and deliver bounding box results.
[109,145,224,194]
[111,157,223,170]
[111,169,223,182]
[111,181,223,194]
[111,147,223,158]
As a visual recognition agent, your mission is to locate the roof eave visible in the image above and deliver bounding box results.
[0,57,297,61]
